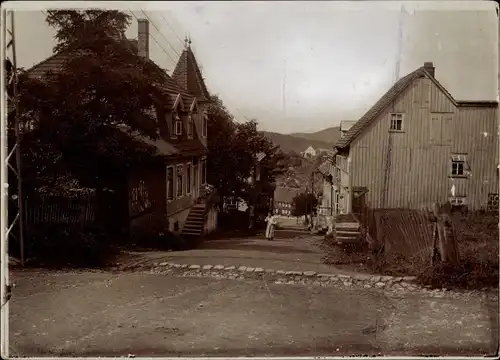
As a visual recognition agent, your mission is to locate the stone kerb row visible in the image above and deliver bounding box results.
[152,261,418,291]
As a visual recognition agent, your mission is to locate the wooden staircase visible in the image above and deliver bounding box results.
[334,213,361,244]
[181,204,206,237]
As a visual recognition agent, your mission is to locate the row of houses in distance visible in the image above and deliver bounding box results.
[317,61,498,226]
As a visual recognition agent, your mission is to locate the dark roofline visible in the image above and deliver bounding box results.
[24,42,195,102]
[456,100,498,108]
[334,63,489,150]
[334,67,424,149]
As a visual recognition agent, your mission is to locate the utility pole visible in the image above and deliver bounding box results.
[2,9,23,359]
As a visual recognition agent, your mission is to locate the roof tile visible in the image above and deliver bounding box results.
[172,45,210,102]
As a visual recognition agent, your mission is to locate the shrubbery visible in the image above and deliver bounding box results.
[322,211,499,290]
[13,225,119,268]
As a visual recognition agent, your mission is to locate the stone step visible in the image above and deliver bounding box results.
[185,219,204,225]
[336,230,361,236]
[335,235,361,244]
[182,231,202,236]
[335,222,359,230]
[183,223,203,229]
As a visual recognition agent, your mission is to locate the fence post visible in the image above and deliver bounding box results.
[431,202,460,265]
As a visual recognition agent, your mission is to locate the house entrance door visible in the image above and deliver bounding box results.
[334,190,340,215]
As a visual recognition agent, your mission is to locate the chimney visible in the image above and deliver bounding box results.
[424,61,435,77]
[137,19,149,59]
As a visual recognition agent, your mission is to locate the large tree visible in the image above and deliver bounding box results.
[207,95,286,201]
[18,10,167,192]
[292,192,319,217]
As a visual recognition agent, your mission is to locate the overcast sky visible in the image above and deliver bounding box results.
[9,1,499,133]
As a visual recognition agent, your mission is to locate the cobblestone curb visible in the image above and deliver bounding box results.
[125,261,496,299]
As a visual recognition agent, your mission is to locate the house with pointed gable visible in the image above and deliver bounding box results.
[329,61,498,215]
[23,18,218,243]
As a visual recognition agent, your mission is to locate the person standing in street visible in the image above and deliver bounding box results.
[265,212,277,241]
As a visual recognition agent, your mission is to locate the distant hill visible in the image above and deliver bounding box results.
[261,126,341,154]
[290,126,341,144]
[261,131,333,154]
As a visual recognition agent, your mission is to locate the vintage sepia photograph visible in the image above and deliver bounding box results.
[1,0,499,357]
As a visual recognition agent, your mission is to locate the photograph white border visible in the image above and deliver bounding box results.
[0,1,498,359]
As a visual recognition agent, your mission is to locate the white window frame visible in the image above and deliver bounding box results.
[450,154,467,177]
[187,114,193,139]
[166,165,174,201]
[186,162,192,194]
[176,164,184,198]
[172,111,182,137]
[202,116,208,138]
[389,113,404,132]
[448,196,467,206]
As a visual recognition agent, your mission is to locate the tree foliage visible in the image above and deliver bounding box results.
[18,10,167,191]
[46,10,132,53]
[207,95,286,201]
[291,192,319,217]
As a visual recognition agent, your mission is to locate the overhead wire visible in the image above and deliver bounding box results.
[140,10,181,58]
[128,10,177,65]
[41,9,248,125]
[145,11,248,124]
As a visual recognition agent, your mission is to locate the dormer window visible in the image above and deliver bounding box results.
[173,111,182,136]
[202,116,208,138]
[187,114,193,139]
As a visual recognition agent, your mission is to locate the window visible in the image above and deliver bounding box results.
[173,112,182,136]
[449,196,467,206]
[202,116,208,137]
[487,193,499,212]
[450,154,466,177]
[166,166,174,201]
[187,114,193,139]
[186,163,192,194]
[176,165,183,197]
[389,113,404,131]
[201,159,207,184]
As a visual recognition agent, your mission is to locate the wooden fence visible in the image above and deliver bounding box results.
[358,206,458,267]
[24,193,96,229]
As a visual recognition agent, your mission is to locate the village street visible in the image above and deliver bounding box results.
[8,221,499,357]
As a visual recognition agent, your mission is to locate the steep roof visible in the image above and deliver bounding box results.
[317,160,331,176]
[172,43,210,102]
[335,65,459,149]
[274,186,299,203]
[25,43,194,103]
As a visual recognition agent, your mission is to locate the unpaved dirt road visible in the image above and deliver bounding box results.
[8,270,498,357]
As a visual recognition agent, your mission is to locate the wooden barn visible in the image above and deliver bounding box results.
[330,61,498,214]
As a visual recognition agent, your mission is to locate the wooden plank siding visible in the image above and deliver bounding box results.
[349,76,498,210]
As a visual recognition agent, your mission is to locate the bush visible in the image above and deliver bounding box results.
[18,225,118,268]
[321,210,499,290]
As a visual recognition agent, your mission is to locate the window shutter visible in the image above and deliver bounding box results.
[430,114,442,145]
[442,115,453,145]
[412,81,421,104]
